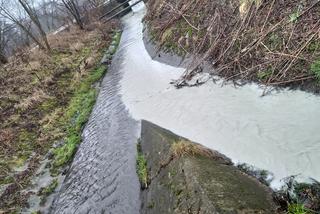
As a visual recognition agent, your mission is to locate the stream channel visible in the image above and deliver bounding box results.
[52,4,320,214]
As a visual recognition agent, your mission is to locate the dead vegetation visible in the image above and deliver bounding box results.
[0,19,120,212]
[171,139,214,159]
[145,0,320,93]
[170,139,232,164]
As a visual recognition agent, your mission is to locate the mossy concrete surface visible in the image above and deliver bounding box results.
[140,120,277,213]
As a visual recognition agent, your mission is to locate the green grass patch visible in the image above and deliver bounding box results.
[81,47,92,57]
[39,99,58,113]
[311,59,320,81]
[307,41,320,53]
[8,156,28,169]
[53,133,81,168]
[161,28,173,43]
[18,130,37,143]
[147,200,155,209]
[289,11,300,23]
[267,33,281,50]
[39,179,58,196]
[52,65,106,168]
[113,32,121,48]
[287,204,309,214]
[51,31,122,171]
[108,32,122,55]
[0,175,14,185]
[39,178,59,205]
[136,142,148,189]
[257,68,273,81]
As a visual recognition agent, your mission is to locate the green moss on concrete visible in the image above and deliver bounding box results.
[137,142,148,189]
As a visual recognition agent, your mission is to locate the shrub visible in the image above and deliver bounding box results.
[311,59,320,81]
[287,204,309,214]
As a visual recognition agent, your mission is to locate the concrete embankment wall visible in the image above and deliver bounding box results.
[139,120,277,213]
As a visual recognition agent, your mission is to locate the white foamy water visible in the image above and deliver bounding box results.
[118,8,320,188]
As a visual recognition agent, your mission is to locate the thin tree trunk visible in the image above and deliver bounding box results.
[14,20,47,50]
[62,0,84,29]
[0,52,7,64]
[18,0,51,51]
[0,6,47,50]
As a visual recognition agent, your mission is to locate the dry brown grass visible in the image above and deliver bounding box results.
[0,19,118,116]
[171,139,214,159]
[0,19,120,211]
[15,90,51,111]
[48,25,87,50]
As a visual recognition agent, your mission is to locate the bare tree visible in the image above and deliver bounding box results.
[0,21,8,64]
[87,0,105,8]
[0,0,51,51]
[40,0,55,32]
[62,0,84,29]
[39,0,65,33]
[17,0,51,50]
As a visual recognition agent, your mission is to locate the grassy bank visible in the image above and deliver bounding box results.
[136,141,148,189]
[52,31,122,171]
[145,0,320,93]
[0,20,121,213]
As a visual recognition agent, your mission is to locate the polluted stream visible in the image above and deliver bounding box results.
[52,4,320,214]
